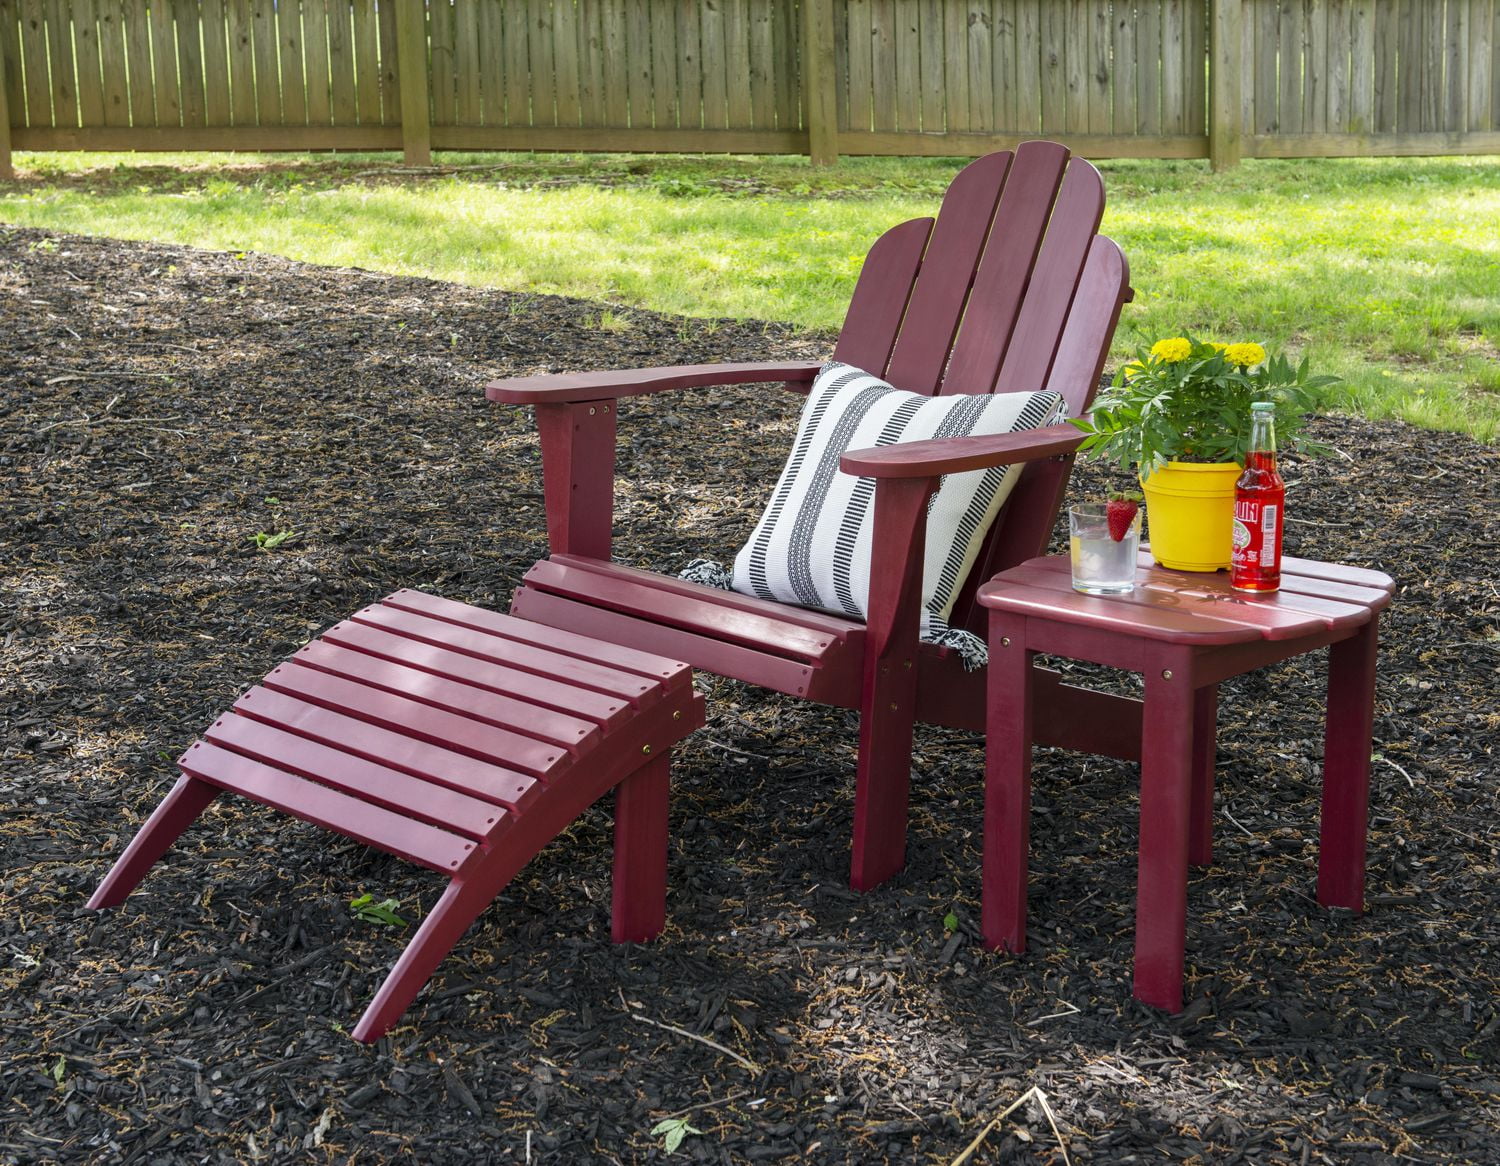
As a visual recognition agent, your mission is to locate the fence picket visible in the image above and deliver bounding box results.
[943,0,968,130]
[966,0,992,133]
[1305,0,1326,130]
[73,0,106,125]
[1112,0,1136,132]
[42,0,75,127]
[699,0,725,127]
[19,1,50,124]
[1185,0,1204,131]
[1134,0,1159,133]
[648,0,675,127]
[773,0,797,126]
[281,0,309,124]
[576,0,602,125]
[528,0,555,126]
[598,0,626,126]
[749,0,774,127]
[1063,0,1085,130]
[1013,0,1038,132]
[175,0,205,126]
[1445,0,1467,129]
[868,0,894,129]
[1254,0,1278,132]
[328,0,357,125]
[1160,0,1184,133]
[1327,0,1349,130]
[429,0,454,125]
[302,0,331,124]
[1038,0,1064,130]
[846,0,871,130]
[491,0,519,125]
[250,0,279,123]
[200,0,231,125]
[376,0,399,124]
[1087,0,1109,132]
[451,0,479,123]
[725,0,752,125]
[122,0,153,123]
[555,0,582,126]
[994,0,1017,131]
[1279,0,1304,132]
[1471,0,1493,128]
[1348,0,1373,132]
[894,0,919,130]
[1,0,25,128]
[1421,0,1442,129]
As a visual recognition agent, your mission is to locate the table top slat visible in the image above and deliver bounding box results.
[981,577,1266,644]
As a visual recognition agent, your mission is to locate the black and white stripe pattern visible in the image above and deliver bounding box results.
[726,361,1067,647]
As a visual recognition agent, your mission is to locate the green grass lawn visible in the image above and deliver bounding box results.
[3,150,1497,440]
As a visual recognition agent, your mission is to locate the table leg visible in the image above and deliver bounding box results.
[1189,684,1218,867]
[1134,651,1194,1012]
[983,613,1033,954]
[1318,617,1379,912]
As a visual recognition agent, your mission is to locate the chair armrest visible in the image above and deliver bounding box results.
[486,360,822,404]
[838,423,1085,478]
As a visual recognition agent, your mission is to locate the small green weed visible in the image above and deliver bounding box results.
[943,911,960,934]
[349,894,407,927]
[650,1118,703,1156]
[250,529,298,551]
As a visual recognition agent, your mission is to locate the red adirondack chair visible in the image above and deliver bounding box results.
[487,141,1139,892]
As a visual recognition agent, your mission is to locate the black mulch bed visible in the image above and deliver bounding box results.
[2,223,1497,1166]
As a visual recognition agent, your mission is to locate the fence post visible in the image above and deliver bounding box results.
[395,0,432,166]
[801,0,838,165]
[1208,0,1242,170]
[0,32,11,181]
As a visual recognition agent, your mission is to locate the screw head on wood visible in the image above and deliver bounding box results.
[641,744,652,754]
[1001,636,1011,647]
[1162,669,1173,680]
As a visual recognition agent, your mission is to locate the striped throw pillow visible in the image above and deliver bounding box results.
[725,361,1066,659]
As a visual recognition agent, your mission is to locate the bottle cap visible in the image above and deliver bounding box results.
[1250,401,1275,412]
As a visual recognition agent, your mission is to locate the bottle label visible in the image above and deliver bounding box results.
[1232,497,1283,582]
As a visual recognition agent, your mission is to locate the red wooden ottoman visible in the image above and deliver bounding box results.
[978,553,1395,1012]
[88,589,704,1042]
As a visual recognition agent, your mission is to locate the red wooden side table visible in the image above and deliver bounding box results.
[977,553,1395,1011]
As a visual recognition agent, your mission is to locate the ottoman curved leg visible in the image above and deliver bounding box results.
[88,776,221,909]
[350,861,522,1044]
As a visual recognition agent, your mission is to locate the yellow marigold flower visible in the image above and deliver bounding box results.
[1223,342,1267,367]
[1150,337,1192,363]
[1122,360,1146,379]
[1209,341,1228,351]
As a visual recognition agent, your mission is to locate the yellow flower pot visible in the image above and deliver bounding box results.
[1139,461,1241,572]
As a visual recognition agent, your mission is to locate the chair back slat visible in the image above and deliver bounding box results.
[881,151,1013,394]
[1043,236,1130,414]
[939,140,1071,397]
[990,158,1106,397]
[948,235,1132,632]
[832,217,933,377]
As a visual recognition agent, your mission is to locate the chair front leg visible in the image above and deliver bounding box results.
[849,476,936,892]
[535,400,619,559]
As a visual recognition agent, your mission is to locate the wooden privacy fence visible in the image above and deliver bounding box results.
[2,0,1499,178]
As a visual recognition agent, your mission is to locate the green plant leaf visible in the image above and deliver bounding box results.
[650,1118,703,1155]
[251,528,299,551]
[349,894,407,927]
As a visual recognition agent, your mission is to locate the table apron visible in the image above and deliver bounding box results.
[1010,616,1369,688]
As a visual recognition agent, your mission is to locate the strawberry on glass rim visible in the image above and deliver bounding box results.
[1106,494,1142,542]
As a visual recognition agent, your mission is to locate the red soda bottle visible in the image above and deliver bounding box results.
[1231,402,1285,593]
